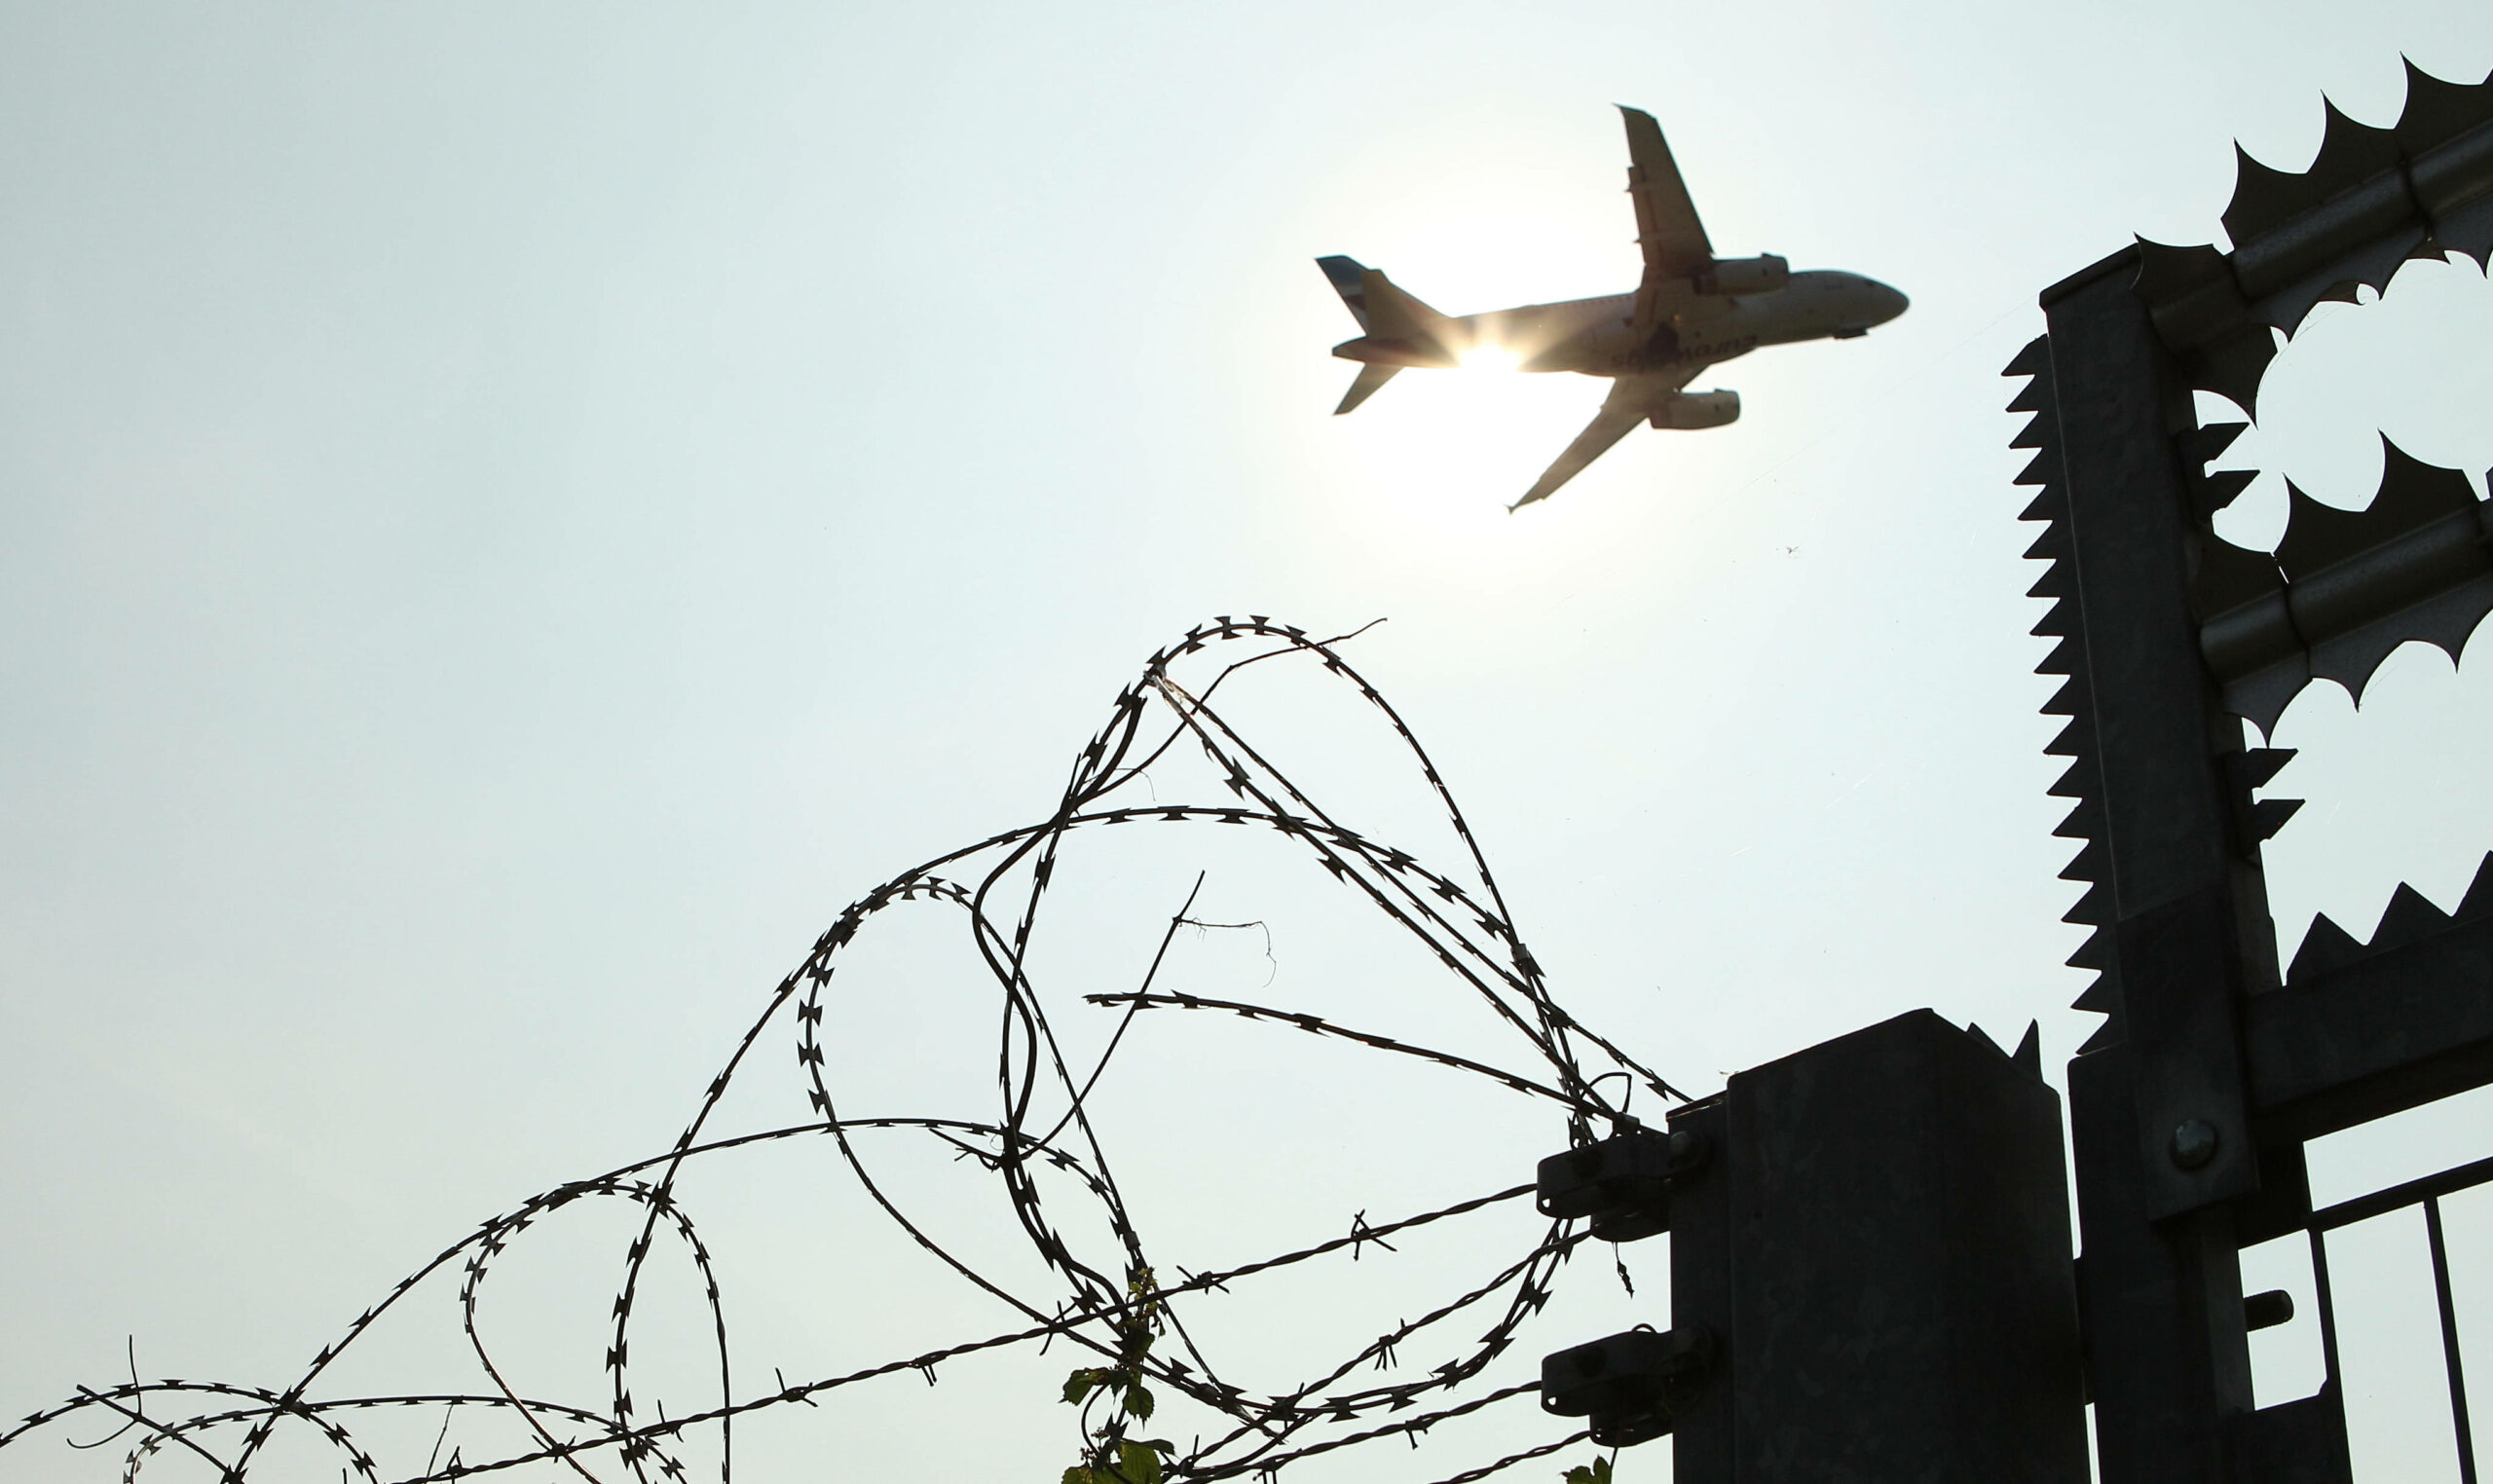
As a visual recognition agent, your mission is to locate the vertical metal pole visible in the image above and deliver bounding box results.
[2036,249,2266,1484]
[2424,1196,2478,1484]
[2308,1225,2343,1394]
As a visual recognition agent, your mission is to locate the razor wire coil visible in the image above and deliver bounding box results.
[4,617,1682,1484]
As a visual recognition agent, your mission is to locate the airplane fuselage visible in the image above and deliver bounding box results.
[1331,270,1908,377]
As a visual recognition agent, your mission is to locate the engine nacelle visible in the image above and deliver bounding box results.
[1695,253,1789,296]
[1649,390,1740,430]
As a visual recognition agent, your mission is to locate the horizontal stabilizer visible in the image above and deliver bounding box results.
[1335,362,1399,415]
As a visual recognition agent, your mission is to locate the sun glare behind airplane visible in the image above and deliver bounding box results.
[1459,345,1520,373]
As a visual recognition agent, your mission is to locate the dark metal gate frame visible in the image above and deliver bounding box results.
[2007,60,2493,1483]
[1531,64,2493,1484]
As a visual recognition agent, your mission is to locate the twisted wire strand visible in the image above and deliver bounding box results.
[1416,1432,1596,1484]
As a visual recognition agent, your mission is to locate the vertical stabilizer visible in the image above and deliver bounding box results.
[1315,256,1453,345]
[1318,255,1373,330]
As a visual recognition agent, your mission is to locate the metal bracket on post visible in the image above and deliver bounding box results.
[1539,1326,1716,1447]
[1535,1127,1709,1243]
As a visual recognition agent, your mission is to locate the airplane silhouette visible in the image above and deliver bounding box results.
[1320,106,1908,509]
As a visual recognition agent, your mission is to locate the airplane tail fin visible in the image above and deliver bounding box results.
[1316,256,1454,343]
[1318,256,1375,330]
[1333,362,1400,415]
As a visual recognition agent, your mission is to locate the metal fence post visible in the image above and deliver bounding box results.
[1660,1011,2087,1481]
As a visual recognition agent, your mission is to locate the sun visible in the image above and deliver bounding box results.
[1458,344,1520,374]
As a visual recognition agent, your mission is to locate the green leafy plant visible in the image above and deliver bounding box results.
[1060,1267,1175,1484]
[1562,1456,1614,1484]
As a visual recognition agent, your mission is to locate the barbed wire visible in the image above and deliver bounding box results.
[1415,1432,1594,1484]
[4,616,1681,1484]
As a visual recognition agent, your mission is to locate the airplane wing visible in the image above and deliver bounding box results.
[1620,107,1713,330]
[1509,367,1705,511]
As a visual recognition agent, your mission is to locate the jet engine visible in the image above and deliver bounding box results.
[1649,390,1740,430]
[1695,254,1789,295]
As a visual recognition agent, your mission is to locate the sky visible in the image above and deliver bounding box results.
[5,4,2493,1481]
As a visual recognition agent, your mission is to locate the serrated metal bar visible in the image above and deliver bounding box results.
[2133,67,2493,411]
[2033,257,2283,1484]
[2230,167,2423,303]
[2286,502,2492,635]
[2198,588,2301,701]
[2005,331,2127,1037]
[2414,118,2493,241]
[2201,501,2493,706]
[2233,86,2493,300]
[2041,260,2274,1208]
[2242,910,2493,1139]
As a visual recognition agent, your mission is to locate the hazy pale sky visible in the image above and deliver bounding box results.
[5,5,2493,1481]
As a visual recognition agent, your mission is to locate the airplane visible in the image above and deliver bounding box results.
[1317,106,1908,510]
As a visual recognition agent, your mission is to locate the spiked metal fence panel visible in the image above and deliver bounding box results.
[2011,60,2493,1484]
